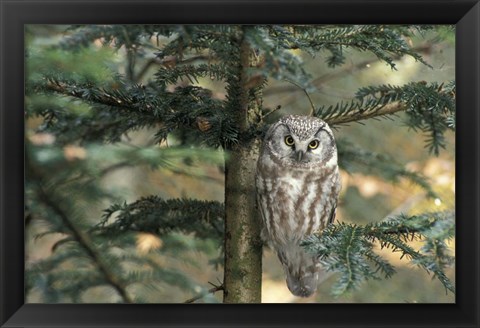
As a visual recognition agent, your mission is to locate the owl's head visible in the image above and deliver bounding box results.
[262,115,337,168]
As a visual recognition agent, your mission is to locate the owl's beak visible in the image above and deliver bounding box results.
[296,150,305,162]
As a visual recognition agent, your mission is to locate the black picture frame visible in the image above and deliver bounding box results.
[1,0,479,327]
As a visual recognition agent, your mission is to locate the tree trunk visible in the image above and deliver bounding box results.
[223,26,263,303]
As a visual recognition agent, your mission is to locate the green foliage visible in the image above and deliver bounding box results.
[25,136,224,303]
[317,81,455,155]
[99,197,224,242]
[246,26,313,90]
[26,45,117,84]
[65,25,174,45]
[302,211,455,297]
[155,64,227,87]
[25,24,455,303]
[271,25,432,69]
[356,81,455,155]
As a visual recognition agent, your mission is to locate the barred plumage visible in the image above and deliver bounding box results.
[256,115,341,297]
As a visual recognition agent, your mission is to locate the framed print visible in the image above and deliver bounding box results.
[1,0,479,327]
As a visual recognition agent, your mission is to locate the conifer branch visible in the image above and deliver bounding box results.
[40,78,157,114]
[33,77,232,146]
[316,81,455,155]
[99,197,225,241]
[264,43,434,97]
[325,101,406,126]
[302,211,455,297]
[155,64,227,87]
[29,173,134,303]
[135,55,213,82]
[279,25,431,69]
[60,25,177,51]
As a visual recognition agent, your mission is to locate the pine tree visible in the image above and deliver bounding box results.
[25,25,455,303]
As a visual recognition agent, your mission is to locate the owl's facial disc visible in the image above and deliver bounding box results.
[266,119,336,166]
[282,136,318,163]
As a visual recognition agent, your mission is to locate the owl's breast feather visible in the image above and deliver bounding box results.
[257,172,339,242]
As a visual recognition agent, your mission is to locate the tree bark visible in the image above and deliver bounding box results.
[223,26,263,303]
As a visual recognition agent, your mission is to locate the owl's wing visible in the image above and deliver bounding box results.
[328,204,337,224]
[328,172,341,225]
[255,181,269,243]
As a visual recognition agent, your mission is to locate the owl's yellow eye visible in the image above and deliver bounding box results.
[284,135,295,146]
[308,140,319,149]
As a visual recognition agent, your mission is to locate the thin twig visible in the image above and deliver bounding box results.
[284,79,316,116]
[262,105,282,119]
[184,283,224,303]
[165,166,224,184]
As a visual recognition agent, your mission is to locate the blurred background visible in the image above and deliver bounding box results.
[25,25,455,303]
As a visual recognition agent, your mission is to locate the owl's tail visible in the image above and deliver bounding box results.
[277,246,322,297]
[285,269,319,297]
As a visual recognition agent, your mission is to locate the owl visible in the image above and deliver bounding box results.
[255,115,341,297]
